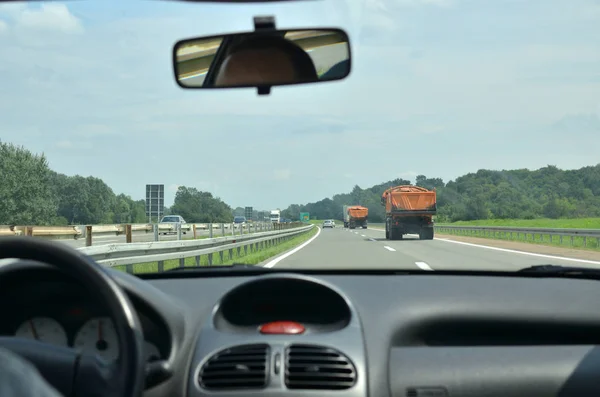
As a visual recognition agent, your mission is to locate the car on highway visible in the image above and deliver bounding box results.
[233,216,246,224]
[159,215,189,235]
[1,1,599,397]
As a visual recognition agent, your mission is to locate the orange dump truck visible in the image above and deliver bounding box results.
[381,185,436,240]
[344,205,369,229]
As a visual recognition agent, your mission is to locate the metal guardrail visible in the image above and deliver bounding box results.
[77,224,314,273]
[435,225,600,248]
[0,221,282,243]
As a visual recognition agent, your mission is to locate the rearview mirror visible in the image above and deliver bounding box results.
[173,27,351,94]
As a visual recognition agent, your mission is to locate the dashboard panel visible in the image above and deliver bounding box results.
[2,261,600,397]
[0,267,171,365]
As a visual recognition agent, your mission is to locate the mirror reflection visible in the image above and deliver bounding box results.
[174,29,351,89]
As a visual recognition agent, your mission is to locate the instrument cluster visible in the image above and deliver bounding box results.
[0,272,169,363]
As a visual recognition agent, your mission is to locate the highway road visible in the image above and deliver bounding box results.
[267,226,600,271]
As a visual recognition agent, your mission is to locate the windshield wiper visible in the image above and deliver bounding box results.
[518,264,600,276]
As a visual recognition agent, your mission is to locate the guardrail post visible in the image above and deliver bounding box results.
[153,224,159,241]
[193,224,197,239]
[231,223,235,236]
[126,224,132,243]
[209,223,213,238]
[86,226,92,247]
[221,223,225,237]
[177,224,182,240]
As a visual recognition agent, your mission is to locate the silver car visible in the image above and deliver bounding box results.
[159,215,189,235]
[322,220,335,228]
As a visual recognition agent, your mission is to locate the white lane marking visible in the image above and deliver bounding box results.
[369,238,376,242]
[384,246,396,252]
[371,228,600,265]
[263,227,322,268]
[415,261,434,271]
[436,238,600,265]
[361,234,366,237]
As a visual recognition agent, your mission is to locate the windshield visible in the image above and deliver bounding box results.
[1,0,599,274]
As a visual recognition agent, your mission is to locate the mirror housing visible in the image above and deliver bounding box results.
[172,16,351,95]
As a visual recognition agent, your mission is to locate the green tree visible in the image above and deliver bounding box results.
[0,142,58,225]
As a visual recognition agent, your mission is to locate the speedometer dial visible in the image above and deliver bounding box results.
[14,317,68,346]
[74,317,119,362]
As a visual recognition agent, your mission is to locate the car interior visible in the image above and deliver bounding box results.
[1,1,599,397]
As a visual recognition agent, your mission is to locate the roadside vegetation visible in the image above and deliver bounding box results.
[2,140,600,230]
[439,218,600,229]
[281,166,600,224]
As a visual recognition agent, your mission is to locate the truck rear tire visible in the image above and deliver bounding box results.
[419,228,434,240]
[389,227,402,240]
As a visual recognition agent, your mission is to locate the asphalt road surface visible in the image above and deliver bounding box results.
[267,226,600,271]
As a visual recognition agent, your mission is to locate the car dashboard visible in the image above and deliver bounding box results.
[2,262,600,397]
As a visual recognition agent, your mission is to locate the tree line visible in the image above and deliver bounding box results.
[0,141,233,225]
[281,165,600,223]
[3,141,599,225]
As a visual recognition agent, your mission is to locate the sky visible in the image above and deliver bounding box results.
[0,0,599,210]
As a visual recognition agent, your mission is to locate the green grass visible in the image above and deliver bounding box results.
[439,218,600,229]
[437,218,600,251]
[115,226,318,274]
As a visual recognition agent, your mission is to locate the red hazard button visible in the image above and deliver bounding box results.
[258,321,305,335]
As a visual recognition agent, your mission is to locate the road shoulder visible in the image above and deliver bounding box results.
[436,234,600,262]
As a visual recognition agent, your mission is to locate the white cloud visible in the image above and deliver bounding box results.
[0,3,27,18]
[15,3,83,34]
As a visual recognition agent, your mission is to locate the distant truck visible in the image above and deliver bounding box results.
[270,209,281,223]
[343,205,368,229]
[381,185,436,240]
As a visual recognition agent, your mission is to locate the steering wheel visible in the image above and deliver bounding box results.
[0,237,145,397]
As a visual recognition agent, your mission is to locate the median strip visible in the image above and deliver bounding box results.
[112,225,317,274]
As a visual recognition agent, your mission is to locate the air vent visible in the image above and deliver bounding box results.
[198,344,269,390]
[285,344,357,390]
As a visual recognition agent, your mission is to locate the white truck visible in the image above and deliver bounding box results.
[269,209,281,223]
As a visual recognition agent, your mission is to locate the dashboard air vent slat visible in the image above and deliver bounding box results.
[285,344,357,390]
[199,344,269,390]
